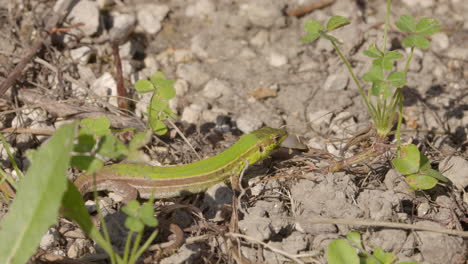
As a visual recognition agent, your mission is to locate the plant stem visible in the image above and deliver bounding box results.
[331,41,372,116]
[396,89,403,156]
[404,47,414,74]
[382,0,392,51]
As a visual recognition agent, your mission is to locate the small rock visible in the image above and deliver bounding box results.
[176,63,210,89]
[109,13,136,44]
[416,221,466,263]
[70,46,93,65]
[236,114,263,134]
[323,69,349,91]
[298,60,319,72]
[174,79,189,96]
[119,41,136,59]
[121,60,135,75]
[403,0,434,8]
[308,110,333,128]
[137,5,169,35]
[92,72,118,107]
[239,47,257,59]
[201,182,233,220]
[447,47,468,61]
[269,52,288,67]
[202,107,228,123]
[173,49,194,63]
[431,33,449,52]
[367,229,409,252]
[240,0,283,28]
[185,0,216,17]
[143,56,159,73]
[181,104,203,124]
[417,202,431,216]
[439,156,468,189]
[77,65,96,85]
[68,0,100,36]
[40,228,58,250]
[67,239,86,259]
[190,34,210,59]
[160,244,201,264]
[250,30,269,47]
[202,79,231,99]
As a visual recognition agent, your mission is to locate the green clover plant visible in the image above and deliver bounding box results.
[302,0,445,190]
[327,232,418,264]
[135,72,177,135]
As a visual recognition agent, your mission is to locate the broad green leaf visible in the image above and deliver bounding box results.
[373,51,404,70]
[398,262,419,264]
[80,117,111,137]
[363,44,383,58]
[125,217,144,232]
[346,232,363,250]
[96,134,127,159]
[150,72,166,85]
[74,134,96,153]
[387,72,406,88]
[134,79,154,93]
[420,153,431,170]
[327,16,350,31]
[122,200,140,217]
[363,65,384,84]
[392,144,420,175]
[395,14,415,33]
[420,168,449,183]
[149,119,168,135]
[302,33,321,43]
[156,79,176,99]
[402,35,430,49]
[327,239,359,264]
[371,81,388,96]
[129,132,150,151]
[140,202,158,227]
[304,20,323,34]
[406,174,438,190]
[0,123,77,264]
[415,18,441,35]
[373,248,397,264]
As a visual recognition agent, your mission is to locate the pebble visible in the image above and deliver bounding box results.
[250,30,269,47]
[174,79,189,96]
[40,228,58,250]
[322,69,349,91]
[439,156,468,189]
[181,104,203,124]
[119,41,136,59]
[109,13,136,44]
[190,34,209,59]
[70,46,93,65]
[269,52,288,67]
[176,63,210,89]
[307,110,333,127]
[143,56,159,73]
[202,79,231,99]
[403,0,434,8]
[185,0,216,17]
[92,72,118,107]
[431,33,449,52]
[68,0,100,36]
[137,5,169,35]
[447,47,468,61]
[173,49,194,63]
[240,0,283,28]
[236,114,263,134]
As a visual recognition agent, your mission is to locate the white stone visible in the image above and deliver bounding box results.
[176,63,210,89]
[68,0,100,36]
[202,79,231,99]
[92,73,118,107]
[173,49,194,63]
[174,79,189,96]
[403,0,434,8]
[137,5,169,35]
[239,47,257,59]
[269,52,287,67]
[250,30,269,47]
[40,229,58,250]
[69,45,92,65]
[439,156,468,189]
[190,34,209,59]
[144,56,159,73]
[431,33,449,52]
[308,110,333,127]
[236,114,263,134]
[240,0,283,28]
[185,0,216,17]
[119,41,136,59]
[181,104,203,124]
[121,60,135,75]
[323,69,349,91]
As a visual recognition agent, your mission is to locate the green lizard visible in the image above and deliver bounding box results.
[74,127,287,200]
